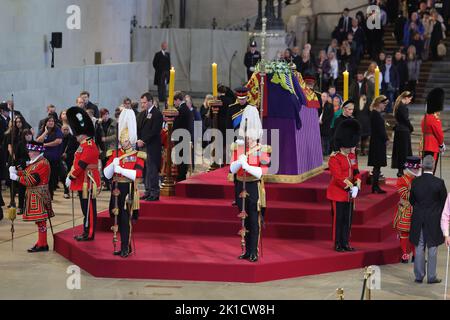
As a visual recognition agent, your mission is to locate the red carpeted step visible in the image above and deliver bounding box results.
[97,206,396,242]
[54,228,400,282]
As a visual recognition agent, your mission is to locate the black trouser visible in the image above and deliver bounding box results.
[332,201,353,248]
[177,163,188,182]
[236,181,260,256]
[424,151,440,176]
[157,83,167,103]
[145,153,160,198]
[48,159,60,198]
[109,182,136,252]
[78,191,97,239]
[372,166,381,190]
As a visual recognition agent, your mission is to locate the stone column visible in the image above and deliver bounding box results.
[286,0,314,49]
[273,0,284,30]
[254,0,263,30]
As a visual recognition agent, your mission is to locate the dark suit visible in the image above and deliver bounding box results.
[173,102,193,181]
[137,106,163,197]
[410,173,447,282]
[85,101,99,119]
[152,51,171,102]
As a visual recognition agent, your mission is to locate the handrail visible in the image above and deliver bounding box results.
[312,3,370,42]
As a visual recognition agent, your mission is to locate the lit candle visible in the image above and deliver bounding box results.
[374,66,380,98]
[168,67,175,107]
[343,70,349,101]
[212,62,218,97]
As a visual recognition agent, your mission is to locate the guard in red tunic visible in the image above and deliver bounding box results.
[421,88,445,175]
[393,156,421,263]
[9,141,54,252]
[65,107,101,241]
[327,119,361,252]
[104,109,146,258]
[230,105,270,263]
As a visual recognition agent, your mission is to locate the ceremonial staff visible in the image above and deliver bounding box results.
[237,119,249,254]
[6,94,16,250]
[126,182,136,255]
[111,121,120,253]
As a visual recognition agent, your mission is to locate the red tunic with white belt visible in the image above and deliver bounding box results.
[17,156,54,222]
[68,137,101,193]
[327,151,361,202]
[421,113,444,153]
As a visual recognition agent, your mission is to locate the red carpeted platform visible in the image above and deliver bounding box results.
[54,167,401,283]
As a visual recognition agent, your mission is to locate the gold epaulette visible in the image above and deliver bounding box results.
[228,102,239,108]
[136,151,147,160]
[260,145,272,153]
[106,149,114,157]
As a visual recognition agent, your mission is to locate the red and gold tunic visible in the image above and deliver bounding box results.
[421,113,444,154]
[68,137,101,197]
[327,151,362,202]
[106,148,146,209]
[393,173,414,235]
[17,156,54,222]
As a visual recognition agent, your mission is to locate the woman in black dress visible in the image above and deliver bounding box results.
[368,96,389,194]
[391,91,414,177]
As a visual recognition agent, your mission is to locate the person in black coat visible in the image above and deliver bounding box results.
[332,100,356,152]
[152,42,171,103]
[80,91,99,118]
[409,155,448,284]
[333,8,352,43]
[244,41,261,80]
[430,13,444,61]
[391,91,414,177]
[319,92,334,156]
[172,91,193,182]
[137,92,164,201]
[368,95,389,193]
[61,125,79,198]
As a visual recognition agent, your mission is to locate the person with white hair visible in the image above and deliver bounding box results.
[409,155,447,284]
[229,105,271,263]
[104,109,146,258]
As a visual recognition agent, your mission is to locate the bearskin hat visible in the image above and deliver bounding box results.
[334,118,361,149]
[66,107,95,137]
[426,88,445,114]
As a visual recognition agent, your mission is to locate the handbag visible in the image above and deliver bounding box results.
[438,42,447,57]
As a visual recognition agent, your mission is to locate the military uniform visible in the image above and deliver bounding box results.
[244,42,261,80]
[66,107,101,241]
[326,119,361,252]
[10,142,54,252]
[106,148,145,256]
[421,88,446,175]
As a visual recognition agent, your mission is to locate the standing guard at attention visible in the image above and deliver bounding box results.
[327,119,361,252]
[104,109,145,258]
[65,107,101,242]
[230,105,270,263]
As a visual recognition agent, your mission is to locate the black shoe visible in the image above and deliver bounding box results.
[120,248,130,258]
[414,279,423,283]
[27,245,49,253]
[335,245,345,252]
[232,201,237,206]
[401,258,409,264]
[411,256,415,263]
[0,209,3,221]
[248,254,258,262]
[75,234,94,242]
[372,187,387,194]
[397,172,403,178]
[74,234,87,241]
[343,245,355,252]
[427,278,442,284]
[140,193,150,200]
[113,250,121,256]
[145,196,159,201]
[238,253,250,260]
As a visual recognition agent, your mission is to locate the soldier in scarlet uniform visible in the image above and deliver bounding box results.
[393,156,421,263]
[9,141,54,252]
[65,107,101,241]
[230,105,271,263]
[327,119,361,252]
[104,109,146,258]
[421,88,446,175]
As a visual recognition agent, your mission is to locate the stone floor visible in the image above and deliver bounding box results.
[1,156,449,300]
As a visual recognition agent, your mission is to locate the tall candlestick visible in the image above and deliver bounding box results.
[343,70,349,101]
[374,66,380,98]
[212,62,218,97]
[168,67,175,107]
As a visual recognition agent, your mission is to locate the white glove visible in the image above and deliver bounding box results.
[243,164,263,179]
[113,158,120,167]
[440,144,446,154]
[114,165,123,175]
[9,172,18,181]
[9,166,17,175]
[103,163,115,180]
[65,177,71,188]
[249,67,255,72]
[238,154,248,165]
[351,186,359,199]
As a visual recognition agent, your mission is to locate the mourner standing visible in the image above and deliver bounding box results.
[244,41,261,81]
